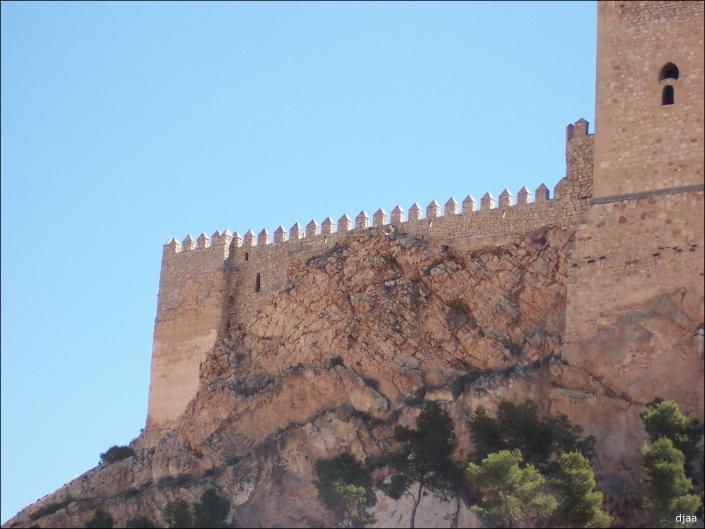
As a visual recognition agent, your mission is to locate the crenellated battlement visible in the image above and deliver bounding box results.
[163,120,593,262]
[165,180,569,256]
[147,118,595,432]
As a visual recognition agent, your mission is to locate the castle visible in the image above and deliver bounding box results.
[145,1,704,435]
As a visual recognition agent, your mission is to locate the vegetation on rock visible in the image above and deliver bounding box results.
[315,452,375,527]
[85,508,114,529]
[466,449,557,528]
[28,497,73,521]
[467,399,595,469]
[551,451,613,528]
[192,488,231,528]
[641,438,702,528]
[387,401,461,528]
[640,397,704,478]
[99,445,135,465]
[164,499,193,529]
[125,515,157,528]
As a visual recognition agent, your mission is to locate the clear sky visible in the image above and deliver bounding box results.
[1,1,596,522]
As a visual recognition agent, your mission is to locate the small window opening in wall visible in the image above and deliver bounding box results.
[662,85,675,105]
[659,62,679,81]
[255,273,261,292]
[244,252,249,261]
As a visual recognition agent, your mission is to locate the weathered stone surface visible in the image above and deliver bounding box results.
[10,219,698,528]
[4,3,704,528]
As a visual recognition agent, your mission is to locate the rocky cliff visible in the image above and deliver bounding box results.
[5,227,703,528]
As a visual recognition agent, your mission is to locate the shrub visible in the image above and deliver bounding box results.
[164,499,192,528]
[99,445,135,465]
[85,508,114,529]
[314,453,375,527]
[125,515,157,528]
[193,488,230,528]
[232,374,275,397]
[28,497,73,521]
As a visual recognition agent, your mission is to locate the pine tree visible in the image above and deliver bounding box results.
[192,488,230,528]
[85,508,114,529]
[466,449,557,528]
[640,398,703,478]
[164,499,193,528]
[642,438,701,528]
[551,451,612,528]
[332,481,375,528]
[388,401,460,528]
[314,452,375,526]
[125,515,157,528]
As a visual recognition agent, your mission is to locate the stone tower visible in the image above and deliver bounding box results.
[562,0,704,458]
[593,1,704,197]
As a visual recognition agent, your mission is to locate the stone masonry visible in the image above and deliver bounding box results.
[145,1,704,434]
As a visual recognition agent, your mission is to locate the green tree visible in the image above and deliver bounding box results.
[468,400,595,469]
[85,508,114,529]
[467,407,504,461]
[642,438,701,528]
[332,481,375,528]
[388,401,460,528]
[314,452,375,527]
[640,398,703,478]
[466,449,557,528]
[164,499,193,528]
[99,445,135,465]
[551,451,612,528]
[192,488,230,528]
[125,515,157,528]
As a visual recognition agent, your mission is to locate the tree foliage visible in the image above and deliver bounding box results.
[125,515,157,528]
[164,499,193,528]
[640,398,703,478]
[641,438,701,528]
[193,488,230,528]
[551,451,612,528]
[388,402,460,528]
[85,508,114,529]
[468,400,595,469]
[314,452,375,527]
[466,449,557,528]
[99,445,136,465]
[332,481,375,528]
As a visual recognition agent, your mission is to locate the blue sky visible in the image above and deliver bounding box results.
[1,1,596,522]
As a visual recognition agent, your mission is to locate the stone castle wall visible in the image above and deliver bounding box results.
[146,1,705,434]
[145,125,593,430]
[559,0,705,465]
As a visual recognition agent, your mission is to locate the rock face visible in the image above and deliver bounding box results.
[4,228,703,528]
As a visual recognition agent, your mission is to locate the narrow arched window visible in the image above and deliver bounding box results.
[659,62,679,81]
[244,252,249,261]
[255,273,261,292]
[662,85,674,105]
